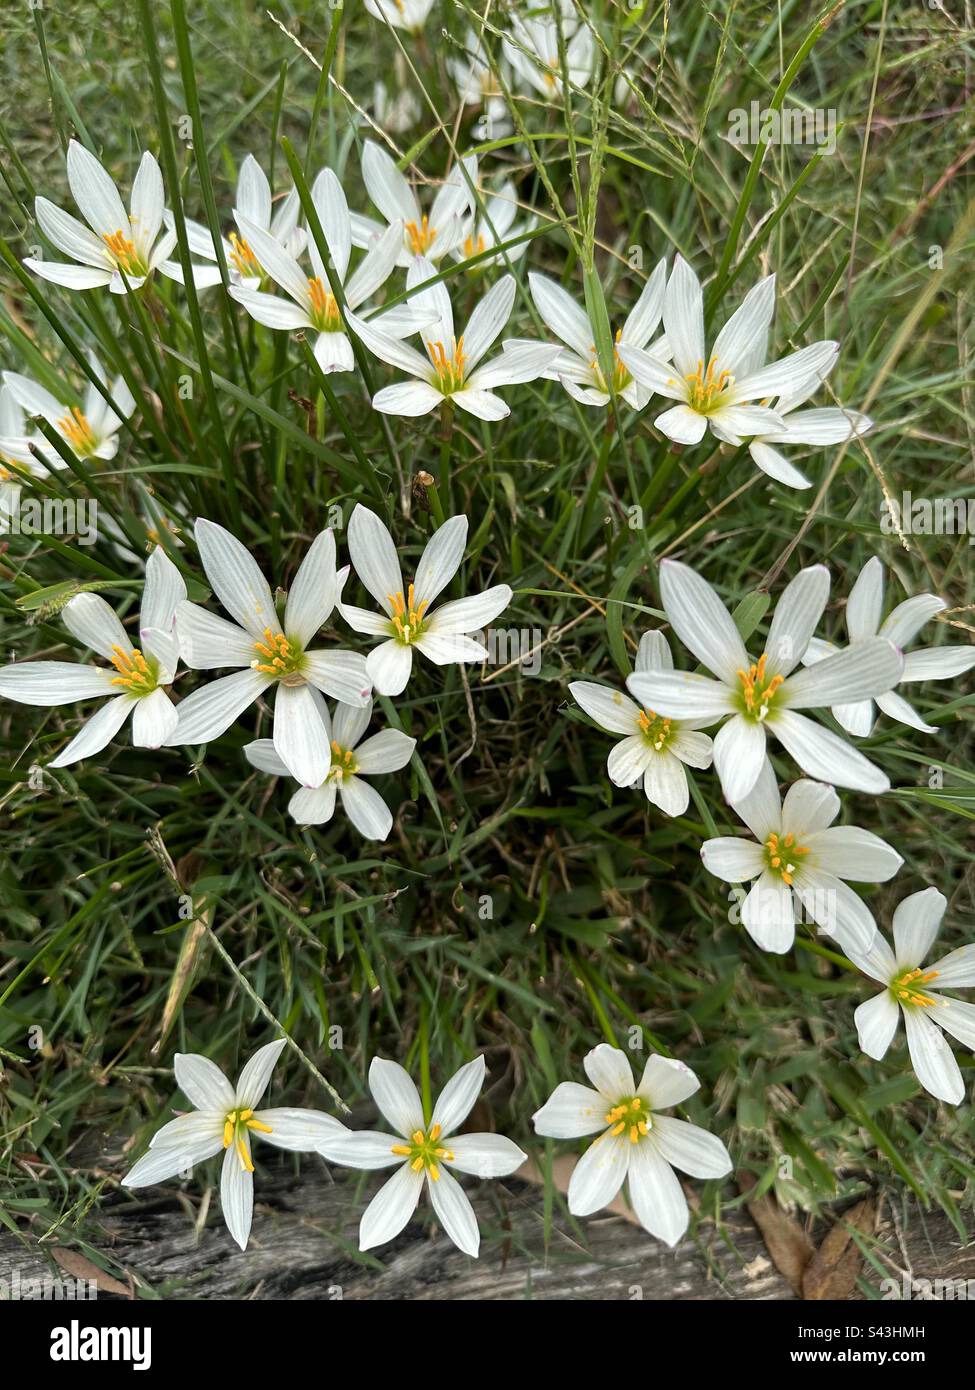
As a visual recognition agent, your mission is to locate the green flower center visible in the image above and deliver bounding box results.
[890,966,940,1010]
[222,1107,273,1172]
[388,584,428,645]
[736,652,784,722]
[103,228,148,278]
[109,645,158,696]
[390,1124,454,1181]
[763,831,809,886]
[637,707,674,751]
[604,1095,653,1144]
[672,355,735,415]
[430,338,467,394]
[250,628,306,683]
[328,741,359,781]
[307,277,343,332]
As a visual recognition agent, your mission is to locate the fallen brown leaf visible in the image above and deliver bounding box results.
[739,1173,815,1296]
[51,1247,132,1298]
[802,1198,877,1301]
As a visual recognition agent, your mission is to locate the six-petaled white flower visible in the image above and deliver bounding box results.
[230,166,407,373]
[3,351,135,464]
[348,258,559,419]
[363,0,434,35]
[504,6,595,99]
[352,141,476,267]
[847,888,975,1106]
[244,696,415,841]
[449,28,513,140]
[122,1038,347,1250]
[569,631,713,817]
[454,181,533,268]
[0,546,185,764]
[701,760,901,955]
[320,1055,526,1257]
[801,556,975,735]
[169,519,371,786]
[338,504,512,696]
[627,559,904,803]
[24,139,210,294]
[532,1044,732,1248]
[617,258,838,447]
[525,260,669,408]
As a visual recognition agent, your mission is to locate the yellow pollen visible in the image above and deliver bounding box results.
[392,1125,454,1177]
[328,739,359,781]
[604,1096,651,1143]
[463,232,486,259]
[891,966,941,1009]
[764,831,809,886]
[56,406,97,456]
[387,582,429,644]
[405,215,436,255]
[222,1107,272,1171]
[307,276,340,329]
[668,355,734,414]
[637,707,673,751]
[109,645,156,695]
[229,230,259,276]
[103,228,144,276]
[738,652,784,720]
[429,336,466,392]
[251,627,302,678]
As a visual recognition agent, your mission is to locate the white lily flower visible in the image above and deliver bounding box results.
[348,258,560,419]
[0,384,52,490]
[747,346,873,490]
[0,546,185,764]
[801,556,975,736]
[229,166,407,373]
[245,697,415,841]
[701,760,901,955]
[626,559,904,803]
[449,29,513,139]
[532,1044,732,1248]
[320,1055,526,1257]
[364,0,434,34]
[371,80,423,136]
[526,259,670,408]
[847,888,975,1106]
[453,182,533,268]
[338,504,512,696]
[616,258,839,447]
[122,1038,348,1250]
[24,139,211,294]
[351,141,475,267]
[169,520,370,785]
[569,631,713,817]
[3,351,136,464]
[504,8,595,99]
[167,152,304,292]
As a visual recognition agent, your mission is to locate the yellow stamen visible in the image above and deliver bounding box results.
[56,405,98,456]
[103,228,145,277]
[428,336,466,393]
[109,645,156,695]
[387,582,429,644]
[764,831,809,886]
[405,215,436,255]
[669,354,734,414]
[229,230,260,277]
[463,233,486,259]
[738,652,784,720]
[251,627,302,678]
[236,1136,254,1173]
[891,966,941,1009]
[307,276,340,330]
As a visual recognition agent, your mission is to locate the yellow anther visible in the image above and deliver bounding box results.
[109,645,156,695]
[738,653,785,720]
[764,831,809,886]
[387,583,429,644]
[428,336,467,392]
[251,628,302,677]
[637,707,674,752]
[307,276,340,330]
[56,405,98,456]
[405,215,436,255]
[236,1136,254,1172]
[675,354,734,414]
[891,966,941,1009]
[229,231,259,276]
[463,233,486,259]
[103,228,145,276]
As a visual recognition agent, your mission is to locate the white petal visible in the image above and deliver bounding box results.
[854,991,900,1059]
[194,518,279,640]
[24,258,114,290]
[0,661,114,705]
[532,1082,608,1139]
[772,709,889,793]
[131,687,178,748]
[901,646,975,682]
[288,783,337,825]
[450,387,510,421]
[880,594,946,648]
[583,1044,634,1100]
[713,716,768,803]
[429,1167,480,1256]
[244,738,290,777]
[934,999,975,1051]
[413,632,488,665]
[373,380,444,416]
[66,140,129,239]
[903,1008,964,1105]
[359,1162,425,1250]
[130,151,164,253]
[229,286,311,330]
[781,778,840,837]
[749,440,812,489]
[658,559,748,684]
[528,271,593,359]
[765,565,830,677]
[637,1054,701,1109]
[272,681,331,786]
[845,557,884,640]
[462,275,515,370]
[282,531,337,645]
[447,1133,526,1178]
[123,1122,224,1186]
[170,669,270,744]
[642,750,690,817]
[354,727,416,774]
[927,944,975,990]
[626,669,733,721]
[625,1142,688,1246]
[319,1129,407,1169]
[366,639,413,696]
[175,1052,235,1110]
[655,403,707,444]
[425,584,512,635]
[361,139,419,226]
[701,836,765,883]
[567,1133,630,1215]
[741,871,796,953]
[804,826,902,883]
[892,886,946,968]
[339,776,393,839]
[248,1105,343,1154]
[732,756,782,840]
[711,274,776,378]
[414,514,468,608]
[874,689,934,733]
[607,734,652,788]
[175,601,253,669]
[793,868,878,955]
[220,1142,254,1250]
[62,592,129,659]
[432,1056,486,1136]
[783,637,903,708]
[34,197,114,268]
[663,255,705,376]
[235,1038,286,1109]
[303,651,372,706]
[48,694,134,766]
[369,1056,424,1135]
[347,504,402,613]
[570,682,641,737]
[651,1115,732,1179]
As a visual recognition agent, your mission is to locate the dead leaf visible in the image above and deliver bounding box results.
[51,1247,132,1298]
[739,1173,815,1295]
[802,1198,877,1300]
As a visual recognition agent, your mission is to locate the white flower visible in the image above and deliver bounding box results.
[847,888,975,1106]
[229,166,407,374]
[170,152,304,291]
[0,385,52,507]
[0,546,185,765]
[569,631,713,817]
[3,351,136,464]
[526,259,670,408]
[348,258,559,419]
[338,504,512,696]
[122,1038,347,1250]
[453,181,533,268]
[627,559,904,803]
[351,141,475,267]
[244,697,415,841]
[616,258,838,447]
[532,1044,732,1248]
[504,8,595,99]
[320,1055,526,1257]
[24,139,208,294]
[449,29,512,139]
[700,760,901,955]
[364,0,434,34]
[371,81,422,137]
[169,519,371,786]
[801,556,975,735]
[747,345,873,490]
